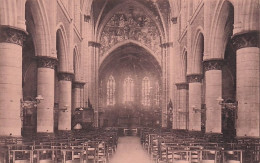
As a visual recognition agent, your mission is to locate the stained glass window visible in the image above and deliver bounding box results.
[142,77,151,106]
[107,76,115,106]
[123,77,134,103]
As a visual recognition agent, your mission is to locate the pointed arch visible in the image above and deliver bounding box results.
[209,0,234,59]
[56,23,69,72]
[188,27,204,75]
[96,0,165,43]
[180,47,188,82]
[99,40,161,68]
[73,45,80,80]
[26,0,53,58]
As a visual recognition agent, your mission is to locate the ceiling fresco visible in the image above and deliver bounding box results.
[99,5,161,58]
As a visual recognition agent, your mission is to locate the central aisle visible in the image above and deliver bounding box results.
[110,136,153,163]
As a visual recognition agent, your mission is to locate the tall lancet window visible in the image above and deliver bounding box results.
[142,77,151,106]
[155,82,160,105]
[123,77,134,103]
[107,75,115,106]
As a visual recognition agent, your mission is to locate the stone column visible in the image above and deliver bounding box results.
[88,41,101,128]
[204,60,223,133]
[80,84,85,107]
[161,42,172,128]
[58,72,74,131]
[0,26,26,136]
[187,74,203,131]
[72,81,85,112]
[232,31,260,137]
[37,57,57,133]
[176,83,189,130]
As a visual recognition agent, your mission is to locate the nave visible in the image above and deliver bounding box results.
[0,0,259,162]
[1,128,260,163]
[109,136,152,163]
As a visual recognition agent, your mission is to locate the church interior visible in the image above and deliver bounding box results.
[0,0,259,162]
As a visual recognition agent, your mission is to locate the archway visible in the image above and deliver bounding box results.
[96,0,165,67]
[221,2,235,139]
[203,0,235,135]
[98,43,162,131]
[54,27,72,131]
[21,1,38,136]
[188,32,204,132]
[92,0,170,129]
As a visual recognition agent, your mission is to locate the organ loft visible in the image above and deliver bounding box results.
[0,0,259,162]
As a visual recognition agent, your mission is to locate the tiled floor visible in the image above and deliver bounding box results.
[110,136,153,163]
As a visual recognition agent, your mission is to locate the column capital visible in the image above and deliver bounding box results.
[187,74,203,83]
[37,57,58,69]
[88,41,101,48]
[84,15,91,23]
[171,17,178,24]
[176,82,189,90]
[160,42,173,48]
[72,81,86,89]
[58,72,74,81]
[203,59,224,71]
[0,25,27,46]
[232,31,259,50]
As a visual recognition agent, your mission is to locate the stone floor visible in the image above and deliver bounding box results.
[110,136,153,163]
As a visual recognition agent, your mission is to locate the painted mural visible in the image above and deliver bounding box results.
[100,6,161,58]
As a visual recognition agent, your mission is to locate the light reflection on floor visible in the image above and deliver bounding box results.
[110,136,153,163]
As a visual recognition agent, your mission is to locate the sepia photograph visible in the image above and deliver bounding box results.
[0,0,259,162]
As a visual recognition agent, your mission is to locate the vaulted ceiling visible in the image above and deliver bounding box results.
[95,0,167,82]
[99,43,162,79]
[92,0,170,34]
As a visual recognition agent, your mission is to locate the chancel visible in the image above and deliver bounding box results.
[0,0,259,163]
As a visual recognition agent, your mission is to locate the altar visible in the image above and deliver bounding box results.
[123,128,138,136]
